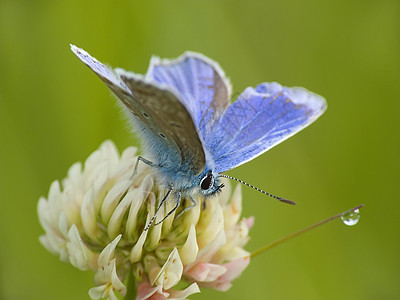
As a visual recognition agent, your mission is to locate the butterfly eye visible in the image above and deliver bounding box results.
[200,173,214,190]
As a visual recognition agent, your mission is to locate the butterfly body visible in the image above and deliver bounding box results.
[111,74,221,197]
[71,45,326,217]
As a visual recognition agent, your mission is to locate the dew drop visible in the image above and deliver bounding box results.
[341,208,360,226]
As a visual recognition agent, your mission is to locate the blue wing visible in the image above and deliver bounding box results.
[146,52,231,137]
[205,82,327,173]
[70,45,206,176]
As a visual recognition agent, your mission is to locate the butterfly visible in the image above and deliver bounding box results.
[71,45,327,228]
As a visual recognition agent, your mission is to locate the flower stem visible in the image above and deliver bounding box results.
[251,204,365,258]
[124,268,137,300]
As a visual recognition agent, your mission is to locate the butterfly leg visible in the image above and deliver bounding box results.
[144,188,172,230]
[131,156,155,179]
[154,191,181,226]
[175,196,198,219]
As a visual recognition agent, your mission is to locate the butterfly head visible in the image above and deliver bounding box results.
[198,170,225,197]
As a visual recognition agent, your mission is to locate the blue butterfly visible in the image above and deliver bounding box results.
[71,45,327,228]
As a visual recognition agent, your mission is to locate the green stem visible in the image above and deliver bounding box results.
[124,267,137,300]
[251,204,365,258]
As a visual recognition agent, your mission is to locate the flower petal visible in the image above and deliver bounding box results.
[167,199,201,244]
[99,140,120,164]
[92,258,126,298]
[121,146,137,161]
[97,235,122,268]
[185,262,226,282]
[101,180,132,224]
[178,224,198,265]
[213,218,251,263]
[67,224,97,271]
[200,256,250,291]
[137,279,165,300]
[167,282,200,299]
[197,203,224,249]
[146,193,164,251]
[125,184,150,240]
[81,186,101,242]
[88,284,108,300]
[107,190,134,239]
[223,183,242,229]
[154,248,183,290]
[110,261,127,296]
[130,219,150,263]
[217,177,231,207]
[245,216,255,229]
[192,226,226,265]
[58,211,69,238]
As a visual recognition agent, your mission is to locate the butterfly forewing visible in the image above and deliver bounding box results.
[146,53,231,137]
[118,74,206,174]
[71,45,206,176]
[207,82,327,173]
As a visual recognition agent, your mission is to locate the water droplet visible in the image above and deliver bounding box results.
[341,208,360,226]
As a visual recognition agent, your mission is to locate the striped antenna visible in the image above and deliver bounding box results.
[219,174,296,205]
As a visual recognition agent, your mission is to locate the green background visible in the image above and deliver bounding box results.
[0,0,399,299]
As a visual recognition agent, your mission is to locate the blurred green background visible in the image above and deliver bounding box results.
[0,0,399,299]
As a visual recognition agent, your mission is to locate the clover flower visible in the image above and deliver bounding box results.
[38,140,253,299]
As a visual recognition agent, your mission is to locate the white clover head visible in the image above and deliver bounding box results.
[38,141,253,299]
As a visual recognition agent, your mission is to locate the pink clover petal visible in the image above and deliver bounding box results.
[245,216,255,229]
[184,262,227,282]
[137,279,168,300]
[200,256,250,291]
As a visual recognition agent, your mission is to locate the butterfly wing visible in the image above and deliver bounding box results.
[145,52,231,137]
[70,45,206,175]
[206,82,327,173]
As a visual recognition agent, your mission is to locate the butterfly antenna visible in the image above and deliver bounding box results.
[219,174,296,205]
